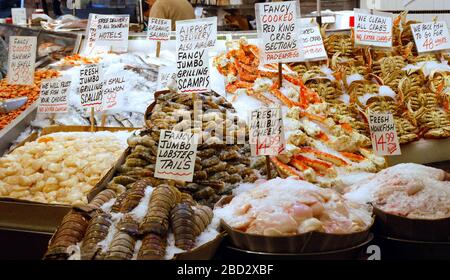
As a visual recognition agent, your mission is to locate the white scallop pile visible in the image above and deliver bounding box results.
[0,131,130,204]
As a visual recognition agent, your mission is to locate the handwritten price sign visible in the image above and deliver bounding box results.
[38,77,71,113]
[85,14,130,53]
[79,63,104,111]
[155,130,198,182]
[368,113,401,156]
[148,18,171,41]
[249,107,285,156]
[255,1,302,64]
[102,74,125,110]
[11,8,27,25]
[301,25,327,60]
[7,36,36,85]
[176,17,216,93]
[411,21,450,53]
[354,9,393,48]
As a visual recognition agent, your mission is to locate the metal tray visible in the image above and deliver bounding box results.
[219,234,374,260]
[0,126,135,233]
[0,102,37,156]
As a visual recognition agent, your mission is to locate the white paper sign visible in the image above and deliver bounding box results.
[148,18,171,41]
[301,25,327,60]
[411,21,450,53]
[7,36,36,85]
[85,14,130,53]
[368,113,401,156]
[249,107,285,156]
[79,64,103,109]
[102,74,125,110]
[155,130,198,182]
[176,17,216,93]
[38,78,71,113]
[255,1,302,64]
[354,9,393,48]
[157,65,176,90]
[11,8,27,25]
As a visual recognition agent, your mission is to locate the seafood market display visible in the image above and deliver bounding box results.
[214,38,321,109]
[4,52,160,153]
[104,90,258,207]
[0,131,130,205]
[214,39,386,187]
[3,10,450,260]
[216,178,373,236]
[345,163,450,220]
[44,183,220,260]
[31,52,159,129]
[0,70,59,130]
[270,103,386,188]
[214,12,450,144]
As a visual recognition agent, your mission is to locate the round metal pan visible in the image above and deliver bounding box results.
[374,235,450,260]
[218,234,374,260]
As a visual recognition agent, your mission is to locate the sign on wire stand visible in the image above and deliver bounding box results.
[102,74,125,110]
[301,24,327,60]
[255,1,303,64]
[85,14,130,53]
[7,36,36,85]
[11,8,27,25]
[354,9,393,48]
[79,63,104,111]
[249,107,286,156]
[368,112,401,156]
[38,77,71,113]
[155,130,198,182]
[175,17,216,93]
[147,18,171,41]
[411,21,450,53]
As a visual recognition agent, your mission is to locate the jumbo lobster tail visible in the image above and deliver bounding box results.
[44,211,88,260]
[104,231,136,260]
[171,203,196,250]
[140,184,181,235]
[80,211,112,260]
[137,233,167,260]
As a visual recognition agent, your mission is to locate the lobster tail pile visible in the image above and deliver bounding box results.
[44,181,217,260]
[137,185,213,260]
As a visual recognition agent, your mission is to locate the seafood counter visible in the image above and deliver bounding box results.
[10,53,159,151]
[0,17,449,260]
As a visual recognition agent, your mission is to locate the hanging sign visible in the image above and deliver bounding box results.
[7,36,36,85]
[38,77,71,113]
[354,9,393,48]
[249,107,285,156]
[147,18,171,41]
[102,74,125,110]
[79,63,103,110]
[301,25,327,60]
[255,1,302,64]
[175,17,216,93]
[157,65,176,90]
[85,14,130,53]
[411,21,450,53]
[368,112,401,156]
[155,130,198,182]
[11,8,26,25]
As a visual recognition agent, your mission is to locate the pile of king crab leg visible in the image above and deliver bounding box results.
[213,13,450,187]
